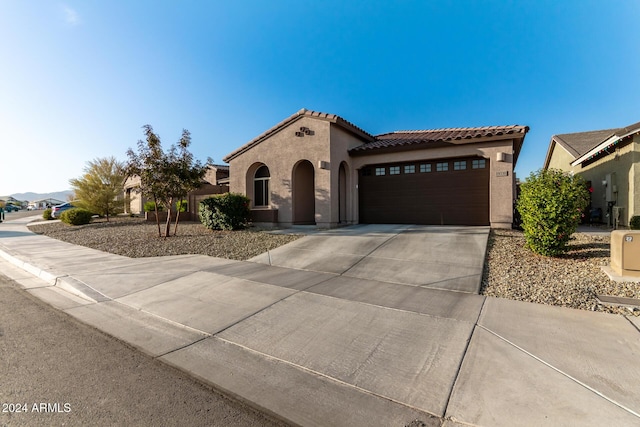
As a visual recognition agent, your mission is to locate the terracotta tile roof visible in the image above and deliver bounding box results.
[349,125,529,153]
[223,109,374,162]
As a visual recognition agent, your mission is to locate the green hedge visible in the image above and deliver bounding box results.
[516,169,590,256]
[199,193,250,231]
[144,201,163,212]
[176,200,188,212]
[43,208,53,220]
[60,208,93,225]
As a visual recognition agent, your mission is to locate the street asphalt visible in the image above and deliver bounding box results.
[1,215,639,426]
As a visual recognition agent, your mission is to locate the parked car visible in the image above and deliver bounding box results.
[51,202,75,218]
[4,204,20,212]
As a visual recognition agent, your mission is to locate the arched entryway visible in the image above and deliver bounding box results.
[338,162,349,223]
[292,160,315,225]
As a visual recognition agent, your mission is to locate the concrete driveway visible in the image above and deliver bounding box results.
[251,224,489,293]
[3,217,640,426]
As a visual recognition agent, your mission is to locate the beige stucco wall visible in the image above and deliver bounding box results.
[123,176,144,214]
[228,117,335,227]
[547,143,576,172]
[572,137,639,226]
[349,139,518,228]
[328,125,370,226]
[633,137,640,221]
[229,117,520,229]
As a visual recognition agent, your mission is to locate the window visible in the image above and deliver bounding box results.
[472,159,486,169]
[404,165,415,174]
[389,166,400,175]
[419,164,431,173]
[375,167,385,176]
[454,161,466,170]
[436,162,448,172]
[254,165,270,206]
[362,168,372,176]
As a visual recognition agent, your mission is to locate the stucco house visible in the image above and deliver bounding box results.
[223,108,529,229]
[28,198,65,210]
[543,120,640,228]
[124,164,229,220]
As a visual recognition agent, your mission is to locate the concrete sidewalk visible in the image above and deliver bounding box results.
[1,216,639,426]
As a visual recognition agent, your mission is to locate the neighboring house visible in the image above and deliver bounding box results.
[544,120,640,227]
[123,164,229,220]
[29,198,65,209]
[223,108,529,229]
[0,196,22,207]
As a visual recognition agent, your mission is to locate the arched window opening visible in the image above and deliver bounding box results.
[254,165,270,207]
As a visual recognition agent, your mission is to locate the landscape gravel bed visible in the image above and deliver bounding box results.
[482,228,640,316]
[27,216,301,260]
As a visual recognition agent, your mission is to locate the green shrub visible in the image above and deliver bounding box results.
[199,193,250,231]
[516,169,590,256]
[630,215,640,230]
[43,208,53,220]
[144,200,163,212]
[176,200,188,212]
[60,208,93,225]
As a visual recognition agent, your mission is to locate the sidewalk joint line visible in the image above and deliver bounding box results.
[107,299,210,336]
[479,324,640,419]
[339,226,409,276]
[208,272,341,337]
[214,336,440,419]
[156,336,210,358]
[624,316,640,335]
[442,297,487,417]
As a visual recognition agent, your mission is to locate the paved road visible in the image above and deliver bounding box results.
[0,210,42,222]
[0,273,290,427]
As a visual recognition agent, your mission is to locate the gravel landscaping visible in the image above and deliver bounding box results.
[482,228,640,316]
[26,217,640,316]
[27,216,301,260]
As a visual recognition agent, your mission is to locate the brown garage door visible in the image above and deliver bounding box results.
[359,157,490,225]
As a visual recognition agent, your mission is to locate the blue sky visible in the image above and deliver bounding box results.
[1,1,639,196]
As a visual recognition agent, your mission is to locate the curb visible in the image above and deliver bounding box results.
[0,248,103,303]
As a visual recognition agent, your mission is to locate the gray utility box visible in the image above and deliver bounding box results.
[610,230,640,277]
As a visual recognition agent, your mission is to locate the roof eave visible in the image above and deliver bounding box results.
[223,109,374,163]
[223,109,307,163]
[570,131,633,167]
[350,129,528,157]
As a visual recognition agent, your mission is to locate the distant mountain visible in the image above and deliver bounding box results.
[9,191,74,202]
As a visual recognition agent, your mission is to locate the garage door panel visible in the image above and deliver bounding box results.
[359,158,489,225]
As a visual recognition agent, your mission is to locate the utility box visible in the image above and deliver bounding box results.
[610,231,640,277]
[605,173,617,203]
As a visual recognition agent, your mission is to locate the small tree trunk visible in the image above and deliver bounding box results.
[173,196,185,236]
[153,196,162,237]
[164,197,173,238]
